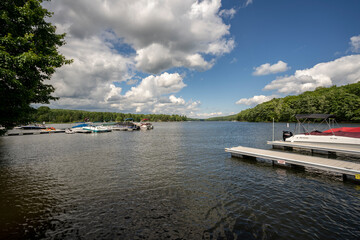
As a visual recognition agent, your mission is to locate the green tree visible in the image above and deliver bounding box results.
[0,0,71,128]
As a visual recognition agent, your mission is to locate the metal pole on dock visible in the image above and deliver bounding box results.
[272,118,274,141]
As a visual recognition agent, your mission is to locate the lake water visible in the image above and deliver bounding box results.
[1,122,360,239]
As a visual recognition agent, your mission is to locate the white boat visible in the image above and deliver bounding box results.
[283,114,360,145]
[83,125,111,133]
[65,128,75,134]
[111,122,140,131]
[71,123,92,133]
[140,122,153,130]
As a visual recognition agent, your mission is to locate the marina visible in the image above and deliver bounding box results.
[2,121,153,136]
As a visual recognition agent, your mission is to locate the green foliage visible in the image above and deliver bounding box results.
[235,82,360,122]
[206,114,237,121]
[0,0,71,128]
[31,108,188,123]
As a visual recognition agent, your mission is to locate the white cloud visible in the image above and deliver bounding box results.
[44,0,234,74]
[253,60,290,76]
[41,0,236,115]
[121,73,186,102]
[264,55,360,94]
[108,72,200,115]
[169,95,186,105]
[188,112,224,118]
[51,72,200,115]
[245,0,253,7]
[236,95,277,106]
[350,35,360,53]
[50,33,133,101]
[219,8,236,19]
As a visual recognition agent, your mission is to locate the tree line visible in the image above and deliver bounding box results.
[234,82,360,122]
[33,107,188,123]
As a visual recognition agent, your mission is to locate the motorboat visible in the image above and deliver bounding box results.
[83,125,111,133]
[19,124,46,130]
[111,122,140,131]
[140,122,154,130]
[283,114,360,145]
[71,123,92,133]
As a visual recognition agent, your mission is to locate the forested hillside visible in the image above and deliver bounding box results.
[32,107,187,123]
[235,82,360,122]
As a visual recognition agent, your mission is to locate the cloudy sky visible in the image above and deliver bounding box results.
[42,0,360,118]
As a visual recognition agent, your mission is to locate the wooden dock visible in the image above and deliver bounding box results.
[268,141,360,157]
[226,146,360,182]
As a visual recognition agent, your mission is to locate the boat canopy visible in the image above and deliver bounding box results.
[307,127,360,138]
[295,114,336,120]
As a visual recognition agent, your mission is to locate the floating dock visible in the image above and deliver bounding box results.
[268,141,360,157]
[5,130,66,136]
[226,146,360,183]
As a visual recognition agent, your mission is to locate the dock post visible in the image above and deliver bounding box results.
[342,174,348,182]
[290,164,305,171]
[328,151,337,159]
[284,146,293,151]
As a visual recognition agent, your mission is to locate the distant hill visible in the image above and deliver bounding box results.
[210,82,360,122]
[206,114,237,121]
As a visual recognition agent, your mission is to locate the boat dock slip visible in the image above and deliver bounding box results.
[225,146,360,182]
[267,141,360,157]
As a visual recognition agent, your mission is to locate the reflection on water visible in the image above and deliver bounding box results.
[0,122,360,239]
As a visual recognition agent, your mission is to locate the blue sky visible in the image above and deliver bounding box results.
[42,0,360,118]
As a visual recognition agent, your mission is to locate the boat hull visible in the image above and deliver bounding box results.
[286,134,360,145]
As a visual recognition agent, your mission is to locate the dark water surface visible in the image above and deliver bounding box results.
[1,122,360,239]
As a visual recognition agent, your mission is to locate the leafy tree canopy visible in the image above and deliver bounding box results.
[206,82,360,123]
[234,82,360,123]
[0,0,71,128]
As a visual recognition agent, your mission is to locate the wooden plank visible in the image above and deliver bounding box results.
[267,141,360,156]
[226,146,360,176]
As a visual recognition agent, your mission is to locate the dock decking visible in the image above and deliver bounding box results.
[226,146,360,182]
[268,141,360,157]
[5,130,66,136]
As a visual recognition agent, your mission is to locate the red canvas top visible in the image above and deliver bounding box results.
[306,127,360,138]
[323,127,360,133]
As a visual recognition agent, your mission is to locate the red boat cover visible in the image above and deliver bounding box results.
[307,127,360,138]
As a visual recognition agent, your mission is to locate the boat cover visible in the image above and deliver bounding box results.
[307,127,360,138]
[295,114,336,119]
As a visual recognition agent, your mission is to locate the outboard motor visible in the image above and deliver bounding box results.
[283,131,293,141]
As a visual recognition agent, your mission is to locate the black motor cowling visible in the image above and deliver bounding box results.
[283,131,293,141]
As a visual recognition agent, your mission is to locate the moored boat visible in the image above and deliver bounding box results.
[140,122,154,130]
[71,123,92,133]
[19,124,46,130]
[112,121,140,131]
[283,114,360,145]
[83,125,111,133]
